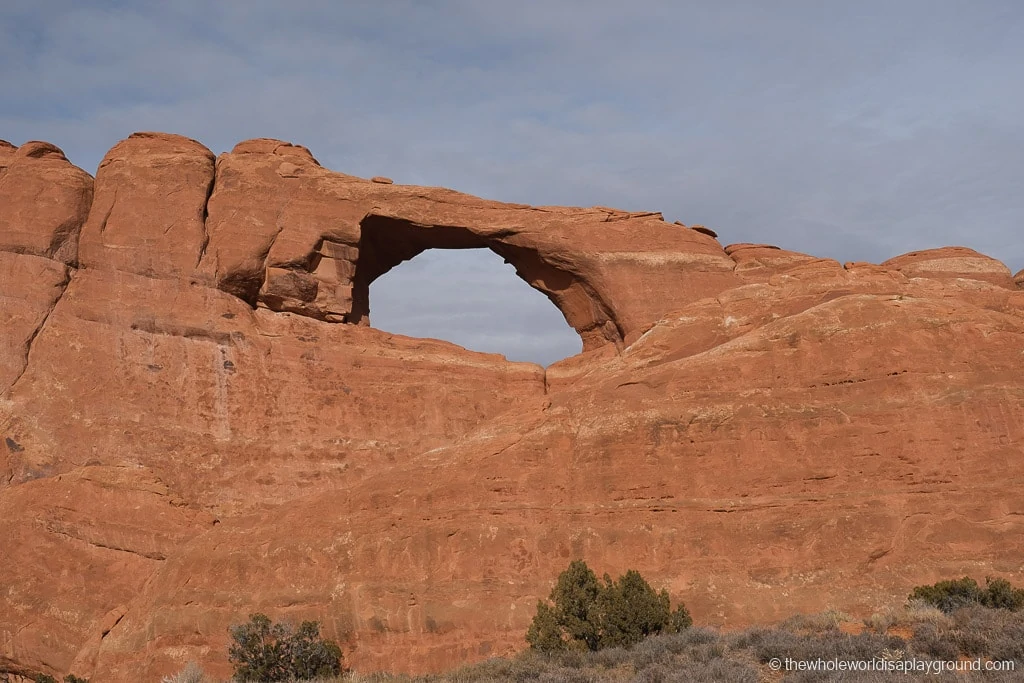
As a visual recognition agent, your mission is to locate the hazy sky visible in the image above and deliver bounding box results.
[3,1,1022,365]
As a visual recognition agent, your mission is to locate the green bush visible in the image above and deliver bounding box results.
[228,613,342,682]
[984,577,1024,611]
[526,560,690,652]
[910,576,1024,614]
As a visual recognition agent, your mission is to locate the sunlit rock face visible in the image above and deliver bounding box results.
[1,132,1023,681]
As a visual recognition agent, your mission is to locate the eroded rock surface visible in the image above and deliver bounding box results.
[0,140,93,264]
[195,137,738,349]
[882,246,1017,290]
[78,133,215,279]
[1,133,1022,681]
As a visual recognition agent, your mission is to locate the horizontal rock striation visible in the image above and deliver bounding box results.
[0,132,1022,680]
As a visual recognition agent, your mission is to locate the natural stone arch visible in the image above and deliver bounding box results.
[177,136,743,353]
[346,214,619,352]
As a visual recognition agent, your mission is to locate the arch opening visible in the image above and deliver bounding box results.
[369,249,583,366]
[349,215,624,359]
[352,215,587,366]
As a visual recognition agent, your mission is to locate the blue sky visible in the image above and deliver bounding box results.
[3,1,1022,365]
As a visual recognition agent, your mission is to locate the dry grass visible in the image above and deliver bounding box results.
[162,661,215,683]
[863,599,951,634]
[778,609,853,635]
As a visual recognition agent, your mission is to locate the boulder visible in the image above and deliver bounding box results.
[0,141,93,264]
[882,246,1016,289]
[78,132,215,278]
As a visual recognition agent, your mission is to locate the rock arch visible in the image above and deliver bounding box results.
[346,214,619,351]
[192,137,741,354]
[64,134,743,356]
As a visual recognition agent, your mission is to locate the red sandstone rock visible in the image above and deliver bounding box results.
[723,242,781,254]
[0,466,213,678]
[78,132,215,278]
[16,141,68,160]
[1014,269,1023,288]
[726,244,817,278]
[0,142,93,264]
[1,134,1023,681]
[0,253,68,393]
[689,224,718,238]
[882,246,1016,289]
[198,137,738,349]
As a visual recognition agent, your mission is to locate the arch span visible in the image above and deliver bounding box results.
[195,137,741,355]
[347,215,621,352]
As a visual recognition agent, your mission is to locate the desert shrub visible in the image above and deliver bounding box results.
[526,560,690,653]
[780,610,850,635]
[736,625,904,666]
[687,641,727,664]
[546,648,587,670]
[527,560,602,652]
[629,635,677,669]
[991,627,1024,662]
[33,676,85,683]
[909,576,985,612]
[592,570,677,649]
[589,644,630,668]
[673,658,758,683]
[663,626,718,649]
[653,658,753,683]
[985,577,1024,611]
[538,669,590,683]
[161,661,209,683]
[901,598,949,625]
[736,626,802,663]
[910,621,959,660]
[633,663,679,683]
[228,613,342,682]
[832,632,906,660]
[439,652,553,682]
[935,603,1024,659]
[668,603,692,632]
[863,610,894,633]
[865,600,949,634]
[909,576,1024,613]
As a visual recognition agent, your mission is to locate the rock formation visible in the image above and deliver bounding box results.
[1,132,1022,681]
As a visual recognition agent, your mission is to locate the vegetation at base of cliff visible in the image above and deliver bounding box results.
[526,560,691,652]
[165,602,1024,682]
[151,574,1024,682]
[227,613,343,682]
[909,576,1024,614]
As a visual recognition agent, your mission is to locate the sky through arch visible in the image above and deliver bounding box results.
[368,248,582,367]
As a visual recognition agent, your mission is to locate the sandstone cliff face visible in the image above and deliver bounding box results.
[1,133,1022,680]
